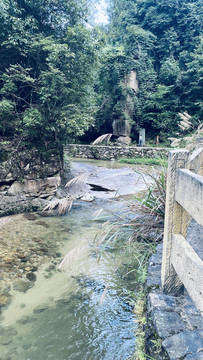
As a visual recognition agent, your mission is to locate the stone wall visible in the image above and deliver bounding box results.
[0,145,63,216]
[65,144,169,160]
[146,237,203,360]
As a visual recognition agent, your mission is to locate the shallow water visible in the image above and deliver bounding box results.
[0,198,137,360]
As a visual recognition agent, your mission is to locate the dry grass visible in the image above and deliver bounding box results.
[93,165,167,281]
[58,240,88,270]
[65,173,88,188]
[43,173,88,215]
[42,197,73,215]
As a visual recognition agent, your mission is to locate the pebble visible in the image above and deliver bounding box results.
[13,280,33,292]
[25,267,31,272]
[33,305,49,314]
[35,221,49,228]
[16,316,38,325]
[3,256,14,264]
[0,334,13,345]
[17,253,28,261]
[0,213,63,307]
[23,213,38,220]
[55,252,62,258]
[26,272,36,282]
[0,294,12,307]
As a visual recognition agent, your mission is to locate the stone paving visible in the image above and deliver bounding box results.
[146,231,203,360]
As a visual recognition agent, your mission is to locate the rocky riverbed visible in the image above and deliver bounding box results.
[0,213,66,310]
[0,164,143,360]
[0,160,150,314]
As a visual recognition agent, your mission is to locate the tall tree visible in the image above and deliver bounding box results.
[0,0,100,146]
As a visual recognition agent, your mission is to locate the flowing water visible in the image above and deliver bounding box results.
[0,161,145,360]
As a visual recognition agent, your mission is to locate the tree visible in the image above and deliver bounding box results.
[95,44,136,134]
[95,0,203,140]
[0,0,100,146]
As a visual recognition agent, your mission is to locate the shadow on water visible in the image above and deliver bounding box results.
[0,197,137,360]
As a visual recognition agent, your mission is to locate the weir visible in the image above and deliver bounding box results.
[64,144,169,160]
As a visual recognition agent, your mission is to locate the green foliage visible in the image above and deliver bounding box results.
[1,0,202,144]
[135,167,166,219]
[95,43,137,132]
[0,0,101,145]
[0,99,15,134]
[96,0,203,139]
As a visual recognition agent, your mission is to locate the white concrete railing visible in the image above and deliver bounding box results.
[161,148,203,315]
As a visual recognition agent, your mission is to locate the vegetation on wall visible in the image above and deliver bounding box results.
[95,0,203,141]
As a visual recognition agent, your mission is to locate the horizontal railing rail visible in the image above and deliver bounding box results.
[161,148,203,315]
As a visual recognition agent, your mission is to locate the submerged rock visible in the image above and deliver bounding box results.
[35,221,49,228]
[17,315,38,325]
[0,281,11,294]
[2,256,15,264]
[13,280,33,292]
[23,213,38,221]
[0,326,17,345]
[26,272,36,282]
[33,305,49,314]
[0,293,12,307]
[0,334,13,345]
[75,275,105,293]
[16,253,28,262]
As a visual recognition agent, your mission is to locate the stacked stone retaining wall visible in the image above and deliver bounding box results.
[0,146,63,216]
[65,144,169,160]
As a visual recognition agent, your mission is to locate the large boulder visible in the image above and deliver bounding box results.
[0,143,63,216]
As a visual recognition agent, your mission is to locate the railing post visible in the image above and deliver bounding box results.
[161,149,190,294]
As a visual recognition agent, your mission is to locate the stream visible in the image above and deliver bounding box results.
[0,160,150,360]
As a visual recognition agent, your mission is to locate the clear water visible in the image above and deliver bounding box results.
[0,199,137,360]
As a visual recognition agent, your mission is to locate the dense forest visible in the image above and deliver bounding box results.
[0,0,202,147]
[0,0,101,147]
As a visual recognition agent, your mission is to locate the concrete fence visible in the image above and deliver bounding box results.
[161,148,203,315]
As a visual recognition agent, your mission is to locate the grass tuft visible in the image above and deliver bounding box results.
[119,157,167,166]
[93,163,167,358]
